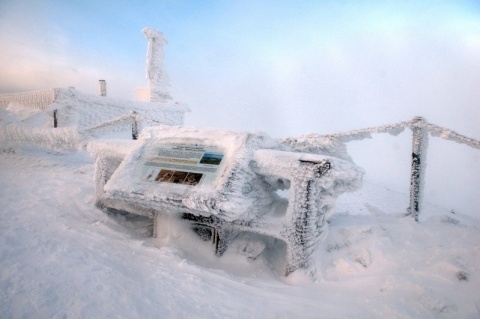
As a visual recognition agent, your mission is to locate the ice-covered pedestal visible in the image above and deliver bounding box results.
[89,125,363,275]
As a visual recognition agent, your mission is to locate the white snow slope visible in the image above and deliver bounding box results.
[1,145,479,318]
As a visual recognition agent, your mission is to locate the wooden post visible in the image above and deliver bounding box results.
[132,112,138,140]
[408,117,428,221]
[53,109,58,128]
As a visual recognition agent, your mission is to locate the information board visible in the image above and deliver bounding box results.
[140,143,225,186]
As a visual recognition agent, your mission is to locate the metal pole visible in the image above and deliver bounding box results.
[408,117,428,221]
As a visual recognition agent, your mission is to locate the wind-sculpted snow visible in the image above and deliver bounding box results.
[1,146,479,318]
[87,139,136,159]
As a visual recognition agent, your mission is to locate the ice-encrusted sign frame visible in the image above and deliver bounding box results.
[90,125,363,276]
[102,125,280,221]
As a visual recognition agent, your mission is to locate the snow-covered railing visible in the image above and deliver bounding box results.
[84,110,163,140]
[0,89,58,111]
[316,117,479,221]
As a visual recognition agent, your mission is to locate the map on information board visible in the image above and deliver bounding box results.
[140,144,225,186]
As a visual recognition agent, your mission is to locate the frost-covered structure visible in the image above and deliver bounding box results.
[140,27,171,102]
[0,88,188,149]
[89,126,363,275]
[408,117,429,220]
[1,27,188,150]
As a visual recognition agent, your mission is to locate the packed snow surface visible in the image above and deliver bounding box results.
[1,145,479,318]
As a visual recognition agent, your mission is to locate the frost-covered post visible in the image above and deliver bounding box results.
[408,117,429,221]
[53,110,58,128]
[142,27,171,102]
[284,161,332,276]
[132,111,138,140]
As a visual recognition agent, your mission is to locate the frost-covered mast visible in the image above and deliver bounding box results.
[142,27,171,102]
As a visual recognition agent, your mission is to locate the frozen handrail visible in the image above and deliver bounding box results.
[422,122,480,150]
[310,116,479,221]
[315,117,479,149]
[323,120,411,142]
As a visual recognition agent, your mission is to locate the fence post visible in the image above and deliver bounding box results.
[408,117,428,221]
[132,112,138,140]
[53,110,58,128]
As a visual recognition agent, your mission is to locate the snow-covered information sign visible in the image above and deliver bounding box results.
[141,144,225,186]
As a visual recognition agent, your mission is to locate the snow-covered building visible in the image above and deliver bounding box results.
[0,87,187,149]
[0,27,187,150]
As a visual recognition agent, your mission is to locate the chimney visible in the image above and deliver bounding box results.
[98,80,107,96]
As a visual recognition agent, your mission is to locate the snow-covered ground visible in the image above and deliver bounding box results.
[1,144,479,318]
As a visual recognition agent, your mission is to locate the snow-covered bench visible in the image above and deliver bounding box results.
[88,125,363,275]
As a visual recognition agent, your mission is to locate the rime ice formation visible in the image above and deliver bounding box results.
[278,134,354,163]
[0,88,188,150]
[142,27,171,102]
[408,117,428,220]
[302,118,479,219]
[0,27,188,149]
[0,89,56,110]
[89,125,364,275]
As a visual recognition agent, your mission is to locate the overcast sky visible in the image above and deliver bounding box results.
[1,0,479,214]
